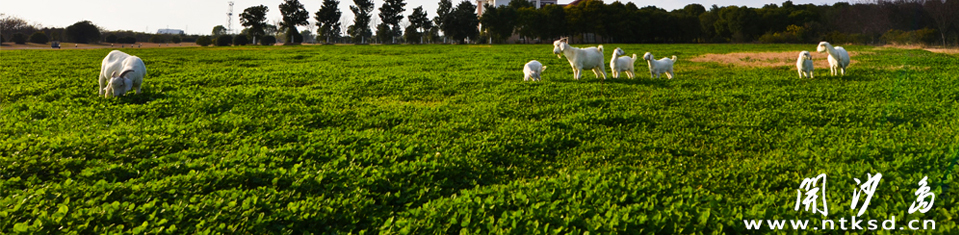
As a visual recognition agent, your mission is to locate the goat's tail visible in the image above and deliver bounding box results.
[671,55,678,62]
[631,54,637,62]
[597,45,604,52]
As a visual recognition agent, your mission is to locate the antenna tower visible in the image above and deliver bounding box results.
[227,1,235,34]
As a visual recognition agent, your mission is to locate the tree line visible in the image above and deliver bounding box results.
[3,0,958,46]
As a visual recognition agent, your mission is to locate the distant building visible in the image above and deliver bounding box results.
[156,29,185,35]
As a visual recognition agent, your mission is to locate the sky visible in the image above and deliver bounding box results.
[5,0,848,35]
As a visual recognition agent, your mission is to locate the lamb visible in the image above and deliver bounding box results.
[523,60,547,82]
[816,41,850,76]
[643,52,677,79]
[99,50,147,98]
[610,48,637,79]
[552,38,607,80]
[796,51,814,79]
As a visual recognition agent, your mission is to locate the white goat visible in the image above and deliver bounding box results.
[816,41,850,76]
[610,48,637,79]
[523,60,547,82]
[643,52,677,79]
[796,51,814,79]
[99,50,147,97]
[552,38,607,80]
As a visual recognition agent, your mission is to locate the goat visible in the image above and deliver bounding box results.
[643,52,677,79]
[816,41,850,76]
[552,38,607,80]
[797,51,814,78]
[99,50,147,97]
[610,47,637,79]
[523,60,547,82]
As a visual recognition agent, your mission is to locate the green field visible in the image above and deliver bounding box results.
[1,44,957,234]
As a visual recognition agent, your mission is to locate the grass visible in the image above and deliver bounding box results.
[1,44,957,234]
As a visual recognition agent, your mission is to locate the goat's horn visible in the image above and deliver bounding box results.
[112,71,118,77]
[118,70,134,78]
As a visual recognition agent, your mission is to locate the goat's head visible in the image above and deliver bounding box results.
[816,41,830,53]
[552,38,568,58]
[643,52,654,61]
[613,48,625,57]
[105,70,134,97]
[800,51,812,60]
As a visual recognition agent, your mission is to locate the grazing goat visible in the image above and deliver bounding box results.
[99,50,147,97]
[643,52,677,79]
[552,38,607,80]
[796,51,814,79]
[816,41,850,76]
[610,48,637,79]
[523,60,547,82]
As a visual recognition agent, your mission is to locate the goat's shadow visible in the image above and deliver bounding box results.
[112,89,170,105]
[605,77,674,88]
[545,76,673,88]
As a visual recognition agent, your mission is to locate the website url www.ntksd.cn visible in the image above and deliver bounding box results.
[743,216,936,231]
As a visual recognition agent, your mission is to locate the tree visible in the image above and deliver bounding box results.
[11,33,27,44]
[240,5,269,44]
[924,0,959,46]
[29,31,49,44]
[196,36,212,46]
[171,36,182,44]
[260,35,277,45]
[315,0,342,44]
[279,0,310,45]
[233,34,250,45]
[105,34,118,43]
[377,0,406,44]
[434,0,453,43]
[480,4,515,43]
[121,36,138,44]
[349,0,375,43]
[216,35,233,46]
[149,34,165,43]
[65,21,101,43]
[406,6,431,43]
[1,14,38,40]
[446,1,479,43]
[212,25,227,36]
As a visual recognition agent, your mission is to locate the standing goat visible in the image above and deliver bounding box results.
[523,60,547,82]
[99,50,146,98]
[816,41,850,76]
[643,52,677,79]
[610,48,637,79]
[552,38,607,80]
[796,51,814,78]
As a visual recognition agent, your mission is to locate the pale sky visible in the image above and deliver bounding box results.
[4,0,846,35]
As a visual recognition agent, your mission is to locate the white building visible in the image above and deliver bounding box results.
[156,29,185,35]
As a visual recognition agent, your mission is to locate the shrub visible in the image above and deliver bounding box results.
[216,35,233,46]
[233,34,249,46]
[171,36,182,44]
[119,36,137,44]
[196,36,212,46]
[260,35,276,45]
[105,34,118,43]
[149,35,166,43]
[1,35,4,43]
[29,32,49,44]
[11,33,27,44]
